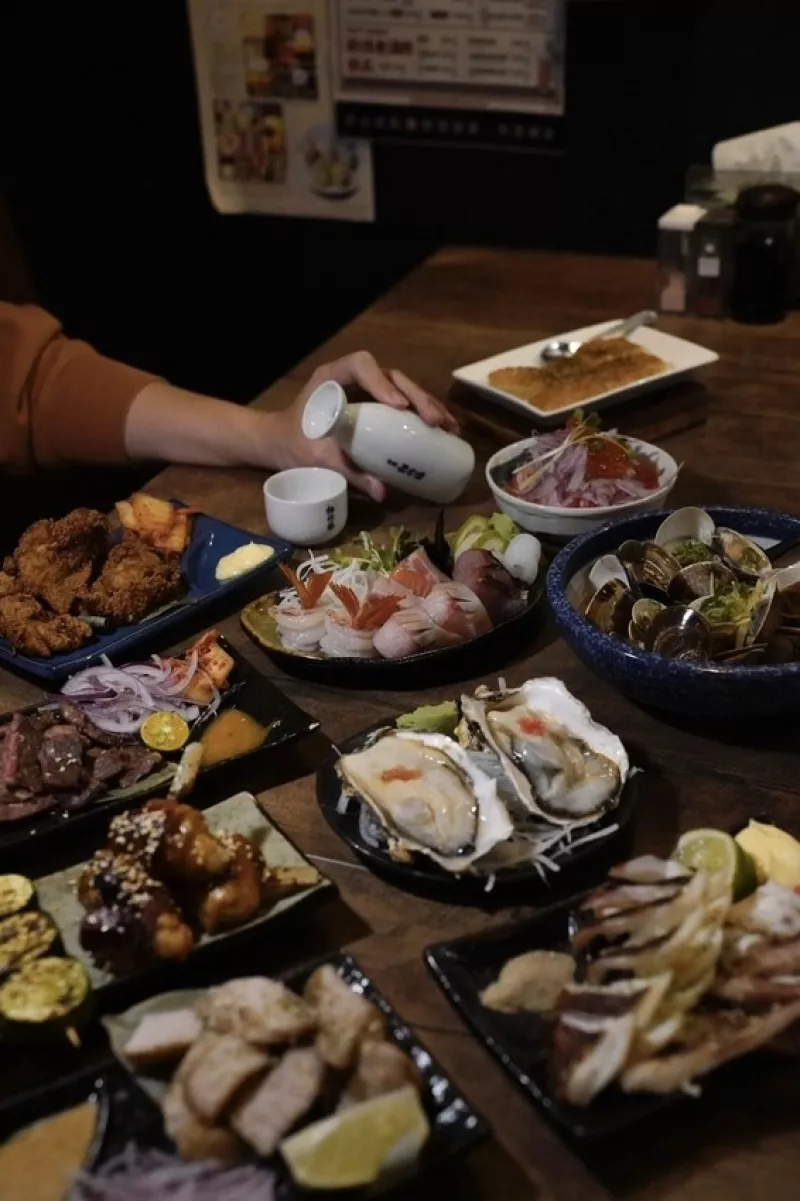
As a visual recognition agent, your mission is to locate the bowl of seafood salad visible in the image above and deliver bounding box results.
[487,413,678,539]
[547,505,800,718]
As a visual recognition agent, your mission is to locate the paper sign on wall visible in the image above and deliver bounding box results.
[187,0,375,220]
[333,0,565,152]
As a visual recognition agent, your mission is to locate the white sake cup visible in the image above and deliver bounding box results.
[263,468,348,546]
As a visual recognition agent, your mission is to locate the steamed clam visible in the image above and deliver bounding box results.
[617,540,680,597]
[337,728,513,873]
[583,507,800,668]
[460,678,629,827]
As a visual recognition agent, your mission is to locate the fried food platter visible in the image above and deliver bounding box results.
[0,495,290,682]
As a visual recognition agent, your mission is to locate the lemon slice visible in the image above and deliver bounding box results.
[140,711,190,753]
[280,1086,429,1190]
[735,821,800,890]
[675,827,757,900]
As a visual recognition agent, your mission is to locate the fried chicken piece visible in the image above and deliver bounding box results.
[12,509,109,614]
[0,593,93,657]
[0,572,18,598]
[83,539,185,625]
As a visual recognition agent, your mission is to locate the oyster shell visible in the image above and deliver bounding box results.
[460,678,629,827]
[337,728,513,872]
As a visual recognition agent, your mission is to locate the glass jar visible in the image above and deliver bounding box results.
[728,184,799,324]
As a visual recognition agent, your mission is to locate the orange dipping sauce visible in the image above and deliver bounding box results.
[200,709,268,766]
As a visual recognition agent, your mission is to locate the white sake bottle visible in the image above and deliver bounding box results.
[301,381,475,504]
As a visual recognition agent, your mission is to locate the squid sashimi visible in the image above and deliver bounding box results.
[389,548,449,598]
[453,549,525,625]
[319,585,402,659]
[373,606,457,659]
[273,565,333,651]
[422,582,493,639]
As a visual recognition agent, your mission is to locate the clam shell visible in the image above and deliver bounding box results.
[654,507,716,550]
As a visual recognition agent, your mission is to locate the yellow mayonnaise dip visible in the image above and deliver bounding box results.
[215,543,274,582]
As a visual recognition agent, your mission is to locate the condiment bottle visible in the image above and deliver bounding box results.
[728,184,800,324]
[301,381,475,504]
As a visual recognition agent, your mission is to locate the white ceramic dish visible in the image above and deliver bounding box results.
[264,467,348,546]
[453,321,719,428]
[486,435,679,539]
[303,381,475,504]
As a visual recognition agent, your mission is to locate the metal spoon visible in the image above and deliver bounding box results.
[540,309,658,363]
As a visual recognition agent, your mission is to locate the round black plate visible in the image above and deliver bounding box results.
[241,577,546,689]
[316,719,640,901]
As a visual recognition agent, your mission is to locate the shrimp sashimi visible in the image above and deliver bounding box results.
[273,564,333,651]
[422,581,493,639]
[389,548,449,598]
[372,606,456,659]
[318,585,403,659]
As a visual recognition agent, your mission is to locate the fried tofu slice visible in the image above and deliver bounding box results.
[303,965,384,1070]
[230,1047,325,1157]
[195,977,317,1047]
[162,1078,245,1163]
[116,493,196,554]
[180,1031,270,1122]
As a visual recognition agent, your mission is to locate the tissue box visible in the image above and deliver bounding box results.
[713,123,800,174]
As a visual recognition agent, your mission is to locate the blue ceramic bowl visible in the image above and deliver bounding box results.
[547,505,800,718]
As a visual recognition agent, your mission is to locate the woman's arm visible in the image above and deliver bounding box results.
[1,302,455,500]
[126,353,456,502]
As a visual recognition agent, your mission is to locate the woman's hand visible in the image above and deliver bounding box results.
[264,351,458,501]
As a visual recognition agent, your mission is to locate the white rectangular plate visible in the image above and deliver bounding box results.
[453,321,719,428]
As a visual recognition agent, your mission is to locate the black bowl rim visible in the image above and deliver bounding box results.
[547,504,800,681]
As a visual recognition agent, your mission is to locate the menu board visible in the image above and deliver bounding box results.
[187,0,375,221]
[333,0,565,151]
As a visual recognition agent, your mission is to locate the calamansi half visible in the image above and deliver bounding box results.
[140,711,190,753]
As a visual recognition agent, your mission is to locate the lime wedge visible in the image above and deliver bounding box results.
[675,828,757,900]
[280,1086,429,1190]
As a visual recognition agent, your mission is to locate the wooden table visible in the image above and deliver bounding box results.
[5,248,800,1201]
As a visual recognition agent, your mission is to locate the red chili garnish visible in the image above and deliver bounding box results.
[381,766,423,782]
[519,715,546,736]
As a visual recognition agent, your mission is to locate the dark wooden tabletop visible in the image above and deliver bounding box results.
[5,247,800,1201]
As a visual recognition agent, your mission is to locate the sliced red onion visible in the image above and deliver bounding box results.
[62,651,206,734]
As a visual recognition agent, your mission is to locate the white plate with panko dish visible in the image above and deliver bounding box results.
[452,321,719,428]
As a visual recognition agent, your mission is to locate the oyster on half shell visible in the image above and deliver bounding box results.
[337,728,513,873]
[459,678,629,827]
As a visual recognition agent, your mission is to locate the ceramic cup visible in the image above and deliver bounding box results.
[263,468,348,546]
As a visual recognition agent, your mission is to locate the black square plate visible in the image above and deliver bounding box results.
[5,953,487,1196]
[0,636,320,869]
[425,899,677,1140]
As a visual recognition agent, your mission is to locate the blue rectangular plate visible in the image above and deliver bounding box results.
[0,510,292,682]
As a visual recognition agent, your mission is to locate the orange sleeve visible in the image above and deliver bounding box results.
[0,302,161,471]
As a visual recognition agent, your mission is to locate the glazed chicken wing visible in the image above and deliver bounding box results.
[11,508,109,614]
[83,538,184,625]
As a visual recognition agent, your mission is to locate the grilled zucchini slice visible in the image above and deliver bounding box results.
[0,875,35,920]
[0,957,92,1040]
[0,911,59,975]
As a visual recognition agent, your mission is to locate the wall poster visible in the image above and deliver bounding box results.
[333,0,565,152]
[187,0,375,220]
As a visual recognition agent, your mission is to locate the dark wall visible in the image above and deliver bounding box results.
[4,1,798,403]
